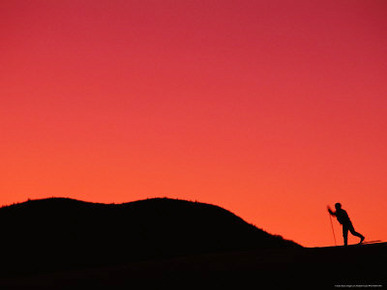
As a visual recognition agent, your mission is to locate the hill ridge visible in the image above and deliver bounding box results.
[0,196,300,276]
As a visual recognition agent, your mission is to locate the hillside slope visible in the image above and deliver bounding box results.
[1,242,385,289]
[0,197,299,275]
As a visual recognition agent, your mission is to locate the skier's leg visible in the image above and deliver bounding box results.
[342,226,349,246]
[348,223,365,244]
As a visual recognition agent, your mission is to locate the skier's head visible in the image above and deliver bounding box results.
[335,203,342,210]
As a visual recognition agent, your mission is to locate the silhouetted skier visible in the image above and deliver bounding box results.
[327,203,365,246]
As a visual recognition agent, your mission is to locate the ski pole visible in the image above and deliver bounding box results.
[329,213,337,246]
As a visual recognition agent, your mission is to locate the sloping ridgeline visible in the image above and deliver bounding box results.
[0,197,300,275]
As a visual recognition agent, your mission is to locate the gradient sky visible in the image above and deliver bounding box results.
[1,0,386,247]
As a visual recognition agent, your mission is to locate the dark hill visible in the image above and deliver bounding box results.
[0,197,299,275]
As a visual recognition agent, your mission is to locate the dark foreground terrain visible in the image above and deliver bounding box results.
[0,242,386,289]
[0,198,385,289]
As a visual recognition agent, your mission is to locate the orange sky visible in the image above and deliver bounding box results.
[1,0,386,247]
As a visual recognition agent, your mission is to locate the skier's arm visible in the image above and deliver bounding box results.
[327,206,335,216]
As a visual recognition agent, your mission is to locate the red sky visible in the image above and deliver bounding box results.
[1,0,386,247]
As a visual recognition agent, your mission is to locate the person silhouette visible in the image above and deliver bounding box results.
[327,203,365,246]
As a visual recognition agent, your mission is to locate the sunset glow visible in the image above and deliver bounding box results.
[1,0,386,247]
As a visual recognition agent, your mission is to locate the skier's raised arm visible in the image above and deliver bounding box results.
[327,205,335,216]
